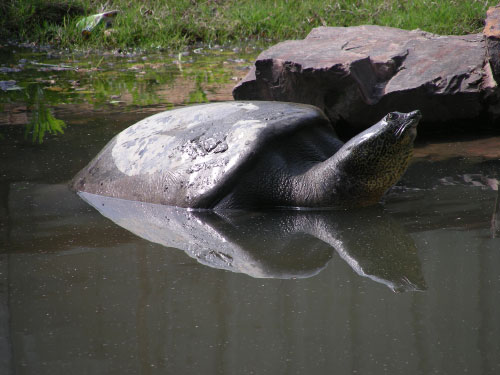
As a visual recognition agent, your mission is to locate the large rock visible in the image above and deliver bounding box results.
[485,5,500,85]
[234,23,500,136]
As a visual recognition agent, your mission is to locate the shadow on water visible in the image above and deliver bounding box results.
[79,192,427,292]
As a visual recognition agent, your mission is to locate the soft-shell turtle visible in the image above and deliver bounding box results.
[71,101,421,209]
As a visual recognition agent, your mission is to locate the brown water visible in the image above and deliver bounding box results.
[1,46,500,375]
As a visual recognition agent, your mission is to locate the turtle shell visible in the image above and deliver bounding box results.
[71,101,334,207]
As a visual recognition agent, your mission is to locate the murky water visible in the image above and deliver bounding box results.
[1,47,500,375]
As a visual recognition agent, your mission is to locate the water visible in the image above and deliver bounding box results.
[1,47,500,375]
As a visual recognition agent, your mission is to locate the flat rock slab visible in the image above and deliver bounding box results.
[234,25,500,135]
[485,5,500,84]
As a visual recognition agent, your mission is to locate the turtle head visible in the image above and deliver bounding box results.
[359,110,421,148]
[331,110,421,206]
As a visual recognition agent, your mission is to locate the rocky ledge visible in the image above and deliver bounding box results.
[233,6,500,136]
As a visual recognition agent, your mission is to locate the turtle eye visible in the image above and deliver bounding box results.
[386,113,398,121]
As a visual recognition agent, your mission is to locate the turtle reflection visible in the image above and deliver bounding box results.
[79,192,426,293]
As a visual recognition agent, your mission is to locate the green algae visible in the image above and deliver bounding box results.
[0,46,258,144]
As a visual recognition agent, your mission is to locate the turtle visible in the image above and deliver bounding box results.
[71,101,421,209]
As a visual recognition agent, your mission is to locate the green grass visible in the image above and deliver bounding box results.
[0,0,497,51]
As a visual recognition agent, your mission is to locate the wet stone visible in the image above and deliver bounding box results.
[0,66,22,73]
[0,80,22,91]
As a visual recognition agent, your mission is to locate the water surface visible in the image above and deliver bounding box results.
[1,46,500,375]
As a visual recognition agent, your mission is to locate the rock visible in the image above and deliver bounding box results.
[485,5,500,84]
[233,24,500,136]
[0,80,22,91]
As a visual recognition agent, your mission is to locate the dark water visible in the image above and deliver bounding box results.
[1,47,500,375]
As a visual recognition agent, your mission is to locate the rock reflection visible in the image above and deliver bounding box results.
[395,158,500,238]
[440,174,500,238]
[79,192,426,292]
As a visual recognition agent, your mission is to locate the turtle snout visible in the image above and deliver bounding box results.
[408,110,422,124]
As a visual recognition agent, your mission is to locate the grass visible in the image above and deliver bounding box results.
[0,0,498,51]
